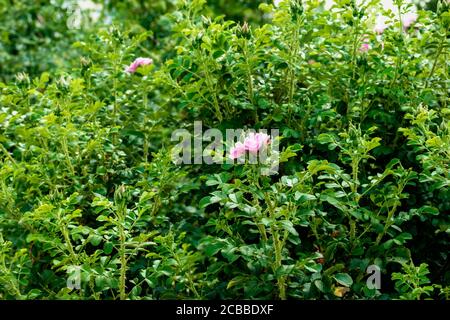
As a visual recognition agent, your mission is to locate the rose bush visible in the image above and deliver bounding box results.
[0,0,449,300]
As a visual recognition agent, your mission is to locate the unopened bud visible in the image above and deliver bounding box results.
[80,56,91,67]
[242,21,249,34]
[291,0,304,22]
[15,72,30,84]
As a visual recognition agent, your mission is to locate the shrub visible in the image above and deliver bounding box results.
[0,0,449,300]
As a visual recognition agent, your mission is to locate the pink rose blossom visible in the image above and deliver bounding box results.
[374,24,388,34]
[125,57,153,73]
[229,132,271,159]
[229,142,246,159]
[256,132,271,146]
[243,132,271,154]
[402,12,418,29]
[374,16,390,34]
[359,43,370,53]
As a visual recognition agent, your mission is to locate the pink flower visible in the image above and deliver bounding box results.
[229,132,271,160]
[359,43,370,53]
[229,142,246,159]
[243,132,270,154]
[402,12,418,29]
[374,24,387,34]
[256,132,271,146]
[125,57,153,73]
[374,16,390,34]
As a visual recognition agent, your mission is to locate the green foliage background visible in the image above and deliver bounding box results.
[0,0,449,300]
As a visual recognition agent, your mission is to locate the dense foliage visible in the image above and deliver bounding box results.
[0,0,449,300]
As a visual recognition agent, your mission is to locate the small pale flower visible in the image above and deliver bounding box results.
[273,0,282,7]
[244,132,270,154]
[359,43,370,53]
[255,132,270,146]
[375,23,389,34]
[374,16,390,34]
[402,12,418,29]
[229,142,246,159]
[125,57,153,73]
[229,132,271,160]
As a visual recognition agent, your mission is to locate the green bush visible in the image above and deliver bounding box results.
[0,0,449,300]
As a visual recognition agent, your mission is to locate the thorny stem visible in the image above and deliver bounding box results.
[375,171,411,245]
[0,236,22,297]
[243,39,258,123]
[351,18,360,82]
[112,47,122,146]
[170,245,200,298]
[251,167,267,241]
[390,2,405,89]
[265,193,287,300]
[118,221,127,300]
[426,34,446,88]
[61,136,76,176]
[0,143,16,165]
[143,91,149,161]
[115,199,128,300]
[375,201,400,245]
[287,19,301,105]
[57,210,78,265]
[201,54,224,122]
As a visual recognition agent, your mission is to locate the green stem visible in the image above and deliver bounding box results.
[243,40,258,123]
[143,92,149,161]
[57,211,78,264]
[350,19,360,81]
[375,172,410,245]
[425,35,446,88]
[200,54,223,122]
[375,202,399,245]
[287,21,301,105]
[0,237,22,298]
[254,199,268,242]
[390,2,405,89]
[0,143,16,165]
[351,159,360,194]
[172,248,200,298]
[116,200,127,300]
[118,221,127,300]
[61,137,76,176]
[265,193,286,300]
[112,49,122,146]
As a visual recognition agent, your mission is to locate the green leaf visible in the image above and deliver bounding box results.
[227,276,246,289]
[199,196,212,208]
[280,220,299,236]
[394,232,412,245]
[418,206,439,216]
[203,238,226,257]
[305,262,322,273]
[96,166,107,175]
[103,242,114,255]
[294,192,316,202]
[334,273,353,287]
[90,235,103,246]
